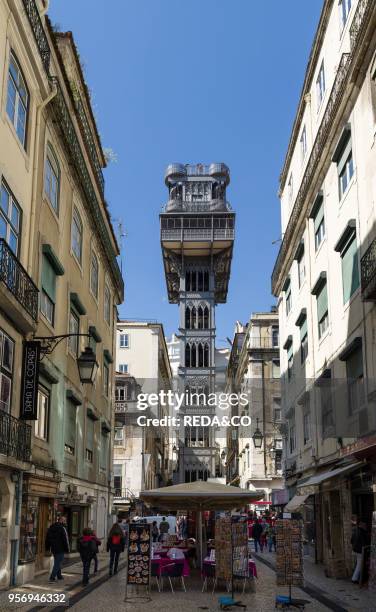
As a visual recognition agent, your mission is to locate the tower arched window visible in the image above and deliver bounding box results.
[191,306,197,329]
[204,271,209,291]
[186,271,191,291]
[191,271,197,291]
[185,306,191,329]
[198,271,203,291]
[203,306,209,329]
[198,306,204,329]
[198,343,204,367]
[185,343,191,367]
[204,343,209,367]
[191,343,197,367]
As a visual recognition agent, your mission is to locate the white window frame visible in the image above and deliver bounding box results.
[71,207,83,265]
[119,333,129,348]
[119,364,128,374]
[339,0,352,32]
[300,125,307,162]
[35,386,49,441]
[44,144,60,214]
[104,283,111,325]
[6,52,28,147]
[316,61,326,110]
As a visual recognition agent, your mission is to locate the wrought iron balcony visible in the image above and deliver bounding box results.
[248,337,279,350]
[0,408,31,463]
[272,53,351,293]
[361,237,376,301]
[114,487,135,500]
[164,200,232,213]
[0,239,39,322]
[350,0,374,51]
[73,93,105,195]
[161,228,234,241]
[22,0,51,74]
[49,78,123,296]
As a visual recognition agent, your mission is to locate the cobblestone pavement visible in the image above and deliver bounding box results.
[253,550,376,612]
[0,552,332,612]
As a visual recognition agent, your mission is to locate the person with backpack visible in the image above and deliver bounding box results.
[78,528,97,586]
[91,530,102,574]
[107,521,125,576]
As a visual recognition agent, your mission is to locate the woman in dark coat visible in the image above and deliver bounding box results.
[78,528,97,586]
[107,522,126,576]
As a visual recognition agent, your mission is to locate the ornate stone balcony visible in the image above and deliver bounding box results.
[0,239,39,332]
[0,408,31,464]
[22,0,50,74]
[361,237,376,301]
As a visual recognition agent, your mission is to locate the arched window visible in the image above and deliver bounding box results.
[185,343,191,367]
[185,271,191,291]
[71,207,83,264]
[204,271,209,291]
[198,306,204,329]
[44,144,60,214]
[203,306,209,329]
[191,306,197,329]
[198,271,203,291]
[204,343,209,367]
[191,343,197,367]
[198,343,204,367]
[185,306,190,329]
[6,52,29,147]
[191,271,197,291]
[90,251,99,299]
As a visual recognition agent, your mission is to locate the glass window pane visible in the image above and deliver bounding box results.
[6,77,16,122]
[2,334,14,372]
[8,231,17,254]
[0,215,7,240]
[17,103,26,144]
[1,186,9,215]
[11,202,19,230]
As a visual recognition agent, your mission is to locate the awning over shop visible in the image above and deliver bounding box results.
[299,461,362,489]
[284,494,310,512]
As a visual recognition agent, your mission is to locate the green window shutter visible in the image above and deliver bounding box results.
[341,233,359,303]
[42,255,56,302]
[300,318,307,341]
[317,283,328,321]
[346,347,363,379]
[86,417,94,451]
[100,434,108,469]
[287,344,293,361]
[314,203,324,232]
[65,401,77,448]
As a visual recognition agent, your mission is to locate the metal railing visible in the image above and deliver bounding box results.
[350,0,373,50]
[114,488,135,500]
[73,93,105,195]
[0,239,39,321]
[248,337,279,350]
[22,0,50,74]
[0,408,31,462]
[361,237,376,298]
[49,78,124,295]
[161,228,234,241]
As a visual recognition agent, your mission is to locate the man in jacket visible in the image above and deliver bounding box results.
[45,515,70,582]
[252,519,264,553]
[158,517,169,542]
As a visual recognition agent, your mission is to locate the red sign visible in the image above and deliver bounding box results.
[340,435,376,457]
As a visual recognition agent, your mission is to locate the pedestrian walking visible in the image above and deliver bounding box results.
[158,516,169,542]
[252,519,264,553]
[78,528,97,586]
[266,523,276,552]
[91,530,102,574]
[107,521,126,576]
[151,520,159,542]
[45,514,70,583]
[351,520,369,583]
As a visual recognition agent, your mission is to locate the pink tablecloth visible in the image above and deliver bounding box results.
[202,559,257,578]
[152,556,190,577]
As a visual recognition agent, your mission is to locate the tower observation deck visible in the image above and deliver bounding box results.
[160,163,235,483]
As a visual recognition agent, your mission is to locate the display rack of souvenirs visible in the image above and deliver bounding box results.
[368,511,376,592]
[127,524,151,586]
[276,519,304,587]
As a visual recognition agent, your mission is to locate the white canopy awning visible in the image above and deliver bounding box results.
[284,494,310,512]
[298,461,362,490]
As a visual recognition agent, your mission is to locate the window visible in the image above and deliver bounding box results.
[44,145,60,213]
[339,0,352,30]
[300,125,307,162]
[272,326,279,348]
[35,387,49,440]
[103,363,109,397]
[313,201,325,251]
[288,174,293,207]
[68,309,79,355]
[114,427,124,446]
[289,423,296,454]
[346,345,364,415]
[316,280,329,339]
[0,182,21,254]
[90,251,99,299]
[316,61,326,108]
[339,152,354,199]
[119,364,128,374]
[71,207,83,263]
[333,128,354,200]
[40,255,56,325]
[303,411,311,445]
[104,285,111,324]
[119,334,129,348]
[321,376,334,434]
[340,229,359,303]
[287,343,293,380]
[297,247,306,288]
[114,464,122,494]
[273,398,282,422]
[299,317,308,364]
[272,360,280,378]
[64,401,77,456]
[6,53,28,146]
[86,417,94,463]
[286,283,292,316]
[100,433,108,470]
[0,331,14,413]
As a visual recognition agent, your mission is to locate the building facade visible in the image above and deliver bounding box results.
[0,0,123,587]
[160,163,235,484]
[226,312,283,508]
[272,0,376,577]
[114,320,172,510]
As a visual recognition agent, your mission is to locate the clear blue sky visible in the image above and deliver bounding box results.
[49,0,323,345]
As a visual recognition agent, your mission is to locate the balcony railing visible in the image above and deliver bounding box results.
[248,337,279,350]
[22,0,51,74]
[73,93,105,195]
[0,239,39,321]
[50,78,124,296]
[0,408,31,463]
[164,200,232,213]
[350,0,374,51]
[161,228,234,241]
[114,487,135,500]
[361,237,376,300]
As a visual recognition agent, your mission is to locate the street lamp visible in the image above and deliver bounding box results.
[76,346,99,384]
[252,418,263,449]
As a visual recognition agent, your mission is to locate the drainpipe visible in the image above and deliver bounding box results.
[27,85,57,275]
[11,471,23,587]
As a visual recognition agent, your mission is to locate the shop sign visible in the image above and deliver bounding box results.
[20,341,40,420]
[339,435,376,457]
